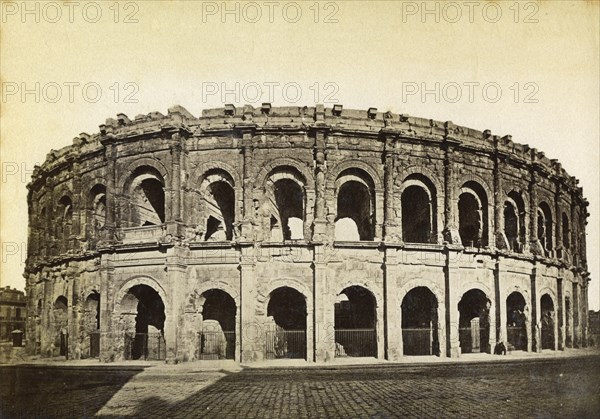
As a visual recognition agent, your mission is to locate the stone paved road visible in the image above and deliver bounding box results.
[1,356,599,418]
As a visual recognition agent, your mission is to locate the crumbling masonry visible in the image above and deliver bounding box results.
[25,104,591,362]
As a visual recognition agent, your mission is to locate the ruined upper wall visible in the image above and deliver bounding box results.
[28,104,584,199]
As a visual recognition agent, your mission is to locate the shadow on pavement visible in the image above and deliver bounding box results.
[0,364,145,418]
[121,356,600,418]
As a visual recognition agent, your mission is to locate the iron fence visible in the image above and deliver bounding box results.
[507,326,527,350]
[89,332,100,358]
[335,329,376,357]
[459,327,489,353]
[265,330,306,359]
[198,331,235,360]
[124,332,166,360]
[402,327,433,355]
[59,332,68,357]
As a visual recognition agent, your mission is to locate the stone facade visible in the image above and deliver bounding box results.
[24,104,591,362]
[0,287,27,342]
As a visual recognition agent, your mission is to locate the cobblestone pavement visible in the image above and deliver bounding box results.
[1,356,599,418]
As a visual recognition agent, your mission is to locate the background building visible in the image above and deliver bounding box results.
[1,286,26,342]
[25,104,591,362]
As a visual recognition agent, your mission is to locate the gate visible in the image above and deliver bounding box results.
[402,327,433,355]
[265,330,306,359]
[89,332,100,358]
[507,326,526,350]
[460,319,488,353]
[124,332,166,360]
[59,331,68,357]
[334,329,376,357]
[198,331,235,360]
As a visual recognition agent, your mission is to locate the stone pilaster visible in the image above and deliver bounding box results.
[445,247,461,357]
[103,143,117,241]
[557,276,565,350]
[240,131,254,241]
[166,246,186,363]
[442,132,460,244]
[239,245,258,361]
[572,281,580,348]
[383,135,401,242]
[384,247,402,360]
[530,263,540,352]
[493,139,509,250]
[313,245,332,361]
[312,127,328,241]
[71,161,82,252]
[99,252,114,362]
[529,171,544,256]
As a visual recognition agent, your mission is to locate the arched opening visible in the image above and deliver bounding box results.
[506,292,527,351]
[402,185,433,243]
[335,169,375,241]
[198,289,236,360]
[57,196,73,253]
[120,284,166,360]
[82,292,100,358]
[401,287,439,356]
[565,296,572,348]
[266,287,307,359]
[270,178,304,240]
[334,217,360,241]
[458,289,491,354]
[537,202,553,256]
[53,296,68,357]
[89,185,106,231]
[504,201,518,249]
[458,182,488,247]
[562,212,570,251]
[38,206,47,256]
[128,168,165,226]
[540,294,555,350]
[505,191,526,252]
[334,286,377,357]
[204,181,235,241]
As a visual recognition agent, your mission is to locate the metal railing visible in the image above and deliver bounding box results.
[506,326,527,350]
[541,325,555,350]
[89,332,100,358]
[335,329,376,357]
[124,332,166,360]
[265,330,306,359]
[402,328,433,356]
[198,331,235,360]
[459,327,489,353]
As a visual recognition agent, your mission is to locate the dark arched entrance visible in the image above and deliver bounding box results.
[401,287,440,356]
[82,292,100,358]
[458,289,491,354]
[506,292,527,351]
[334,286,377,357]
[199,289,236,360]
[266,287,307,359]
[120,284,166,360]
[541,294,555,350]
[53,296,68,357]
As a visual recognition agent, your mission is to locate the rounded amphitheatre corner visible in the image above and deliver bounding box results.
[25,104,591,362]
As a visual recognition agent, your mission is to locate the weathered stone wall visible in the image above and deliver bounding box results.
[24,104,591,362]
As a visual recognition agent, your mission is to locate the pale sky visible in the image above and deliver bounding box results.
[1,1,598,309]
